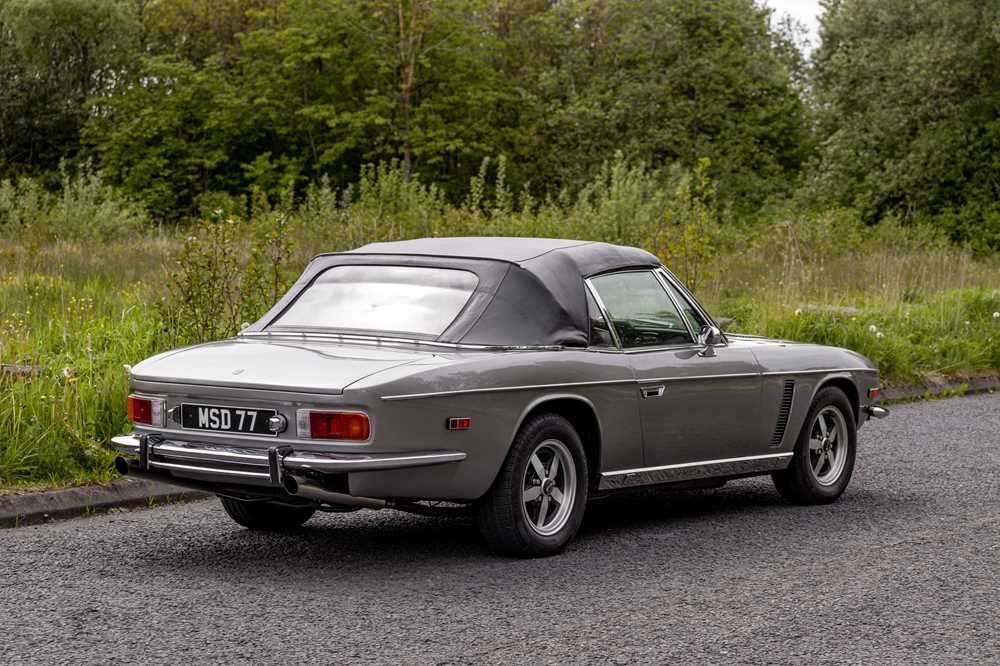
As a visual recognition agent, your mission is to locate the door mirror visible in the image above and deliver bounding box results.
[697,325,724,356]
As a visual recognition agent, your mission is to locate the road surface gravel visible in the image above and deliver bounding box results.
[1,394,998,664]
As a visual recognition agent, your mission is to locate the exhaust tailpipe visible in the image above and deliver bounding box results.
[282,474,387,510]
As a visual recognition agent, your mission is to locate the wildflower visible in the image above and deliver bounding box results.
[794,308,802,316]
[964,321,970,326]
[61,367,73,378]
[993,312,999,320]
[868,324,877,333]
[876,331,884,339]
[122,364,132,374]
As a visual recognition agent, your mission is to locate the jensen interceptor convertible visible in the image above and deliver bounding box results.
[114,237,888,556]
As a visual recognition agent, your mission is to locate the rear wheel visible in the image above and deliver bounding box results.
[219,496,315,530]
[476,413,588,557]
[772,387,857,504]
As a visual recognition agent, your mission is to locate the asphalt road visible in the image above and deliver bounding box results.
[2,394,998,665]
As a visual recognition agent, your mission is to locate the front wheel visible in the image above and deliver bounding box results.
[772,386,857,504]
[219,496,316,530]
[476,414,589,557]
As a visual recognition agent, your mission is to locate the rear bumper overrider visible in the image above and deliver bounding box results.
[112,433,466,509]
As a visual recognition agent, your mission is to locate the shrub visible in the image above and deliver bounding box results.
[0,165,147,244]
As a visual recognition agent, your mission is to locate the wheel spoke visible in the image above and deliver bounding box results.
[817,414,829,438]
[536,496,550,528]
[548,455,560,481]
[827,426,837,444]
[813,451,827,475]
[523,486,541,502]
[529,454,546,480]
[550,487,564,504]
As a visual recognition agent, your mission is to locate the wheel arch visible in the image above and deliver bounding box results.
[813,374,860,426]
[511,394,603,490]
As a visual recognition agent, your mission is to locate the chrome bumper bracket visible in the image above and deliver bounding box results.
[267,446,293,485]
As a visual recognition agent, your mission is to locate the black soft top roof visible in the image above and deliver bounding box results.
[246,237,662,347]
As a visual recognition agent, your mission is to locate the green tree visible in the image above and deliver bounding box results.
[0,0,140,179]
[810,0,1000,249]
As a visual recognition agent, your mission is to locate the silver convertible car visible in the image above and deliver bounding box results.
[114,237,888,556]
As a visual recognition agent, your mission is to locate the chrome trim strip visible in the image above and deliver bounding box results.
[605,452,793,477]
[652,269,698,342]
[284,450,466,472]
[381,378,637,401]
[583,279,623,350]
[239,330,563,352]
[150,460,272,479]
[381,367,875,400]
[599,452,794,491]
[759,368,875,376]
[641,372,761,383]
[658,266,722,334]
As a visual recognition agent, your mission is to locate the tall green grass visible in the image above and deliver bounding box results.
[1,162,998,489]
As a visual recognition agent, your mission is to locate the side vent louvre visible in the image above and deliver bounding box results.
[770,380,795,447]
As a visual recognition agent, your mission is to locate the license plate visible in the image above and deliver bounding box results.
[180,403,277,436]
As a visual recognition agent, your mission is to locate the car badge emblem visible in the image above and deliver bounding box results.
[232,368,245,375]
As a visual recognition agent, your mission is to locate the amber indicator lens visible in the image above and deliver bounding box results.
[127,395,153,425]
[447,417,471,430]
[308,411,370,440]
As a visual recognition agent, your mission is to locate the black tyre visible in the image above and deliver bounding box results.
[772,386,857,504]
[218,496,316,530]
[476,413,589,557]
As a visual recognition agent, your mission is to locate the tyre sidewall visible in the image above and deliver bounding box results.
[792,387,857,501]
[480,413,589,556]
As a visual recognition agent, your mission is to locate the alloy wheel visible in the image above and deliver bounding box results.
[521,438,577,536]
[809,405,849,486]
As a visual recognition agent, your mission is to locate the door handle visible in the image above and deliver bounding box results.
[641,385,665,398]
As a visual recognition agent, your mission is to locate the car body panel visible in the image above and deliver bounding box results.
[626,340,763,466]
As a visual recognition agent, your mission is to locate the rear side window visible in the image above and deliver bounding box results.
[271,265,478,337]
[589,271,693,348]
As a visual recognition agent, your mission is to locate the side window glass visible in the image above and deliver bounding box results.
[660,274,708,333]
[586,290,616,348]
[590,271,694,348]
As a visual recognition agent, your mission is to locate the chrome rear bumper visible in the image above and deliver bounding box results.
[112,433,466,487]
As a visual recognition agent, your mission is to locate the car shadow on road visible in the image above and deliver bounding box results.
[129,476,925,586]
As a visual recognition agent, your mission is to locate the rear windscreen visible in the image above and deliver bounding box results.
[270,265,479,337]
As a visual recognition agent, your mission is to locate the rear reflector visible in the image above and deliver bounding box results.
[868,387,880,399]
[298,410,370,440]
[447,417,471,430]
[127,394,164,426]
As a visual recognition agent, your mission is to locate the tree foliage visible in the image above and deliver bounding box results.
[2,0,1000,249]
[77,0,808,218]
[809,0,1000,249]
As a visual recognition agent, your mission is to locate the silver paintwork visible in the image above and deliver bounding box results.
[118,249,885,507]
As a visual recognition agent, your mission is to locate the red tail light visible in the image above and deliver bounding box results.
[127,395,164,426]
[868,387,880,399]
[300,411,370,440]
